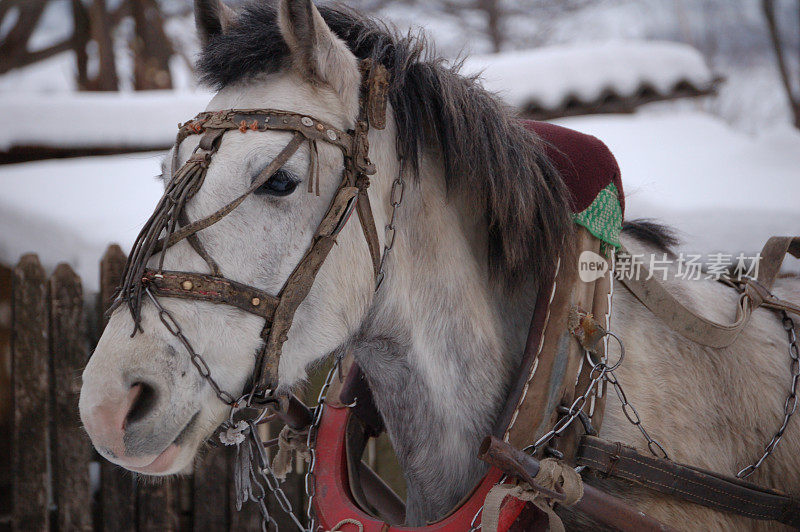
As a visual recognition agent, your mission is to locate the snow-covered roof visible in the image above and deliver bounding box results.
[0,91,212,159]
[464,41,717,118]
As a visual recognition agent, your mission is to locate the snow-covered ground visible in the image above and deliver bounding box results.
[1,109,797,290]
[0,152,165,289]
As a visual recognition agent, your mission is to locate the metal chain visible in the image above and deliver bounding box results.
[375,156,405,291]
[248,420,307,532]
[145,287,236,404]
[604,368,669,459]
[737,310,799,479]
[304,364,339,531]
[249,469,279,532]
[468,326,666,532]
[522,357,611,455]
[468,354,609,531]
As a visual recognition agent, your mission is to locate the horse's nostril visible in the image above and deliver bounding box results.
[124,382,158,428]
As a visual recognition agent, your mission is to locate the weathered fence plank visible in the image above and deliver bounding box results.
[11,254,49,531]
[192,447,229,531]
[137,479,179,532]
[97,244,136,532]
[98,244,126,332]
[1,264,13,532]
[49,264,92,531]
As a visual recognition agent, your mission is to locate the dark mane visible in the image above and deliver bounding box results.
[198,1,574,284]
[621,219,679,254]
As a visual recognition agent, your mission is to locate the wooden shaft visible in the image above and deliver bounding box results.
[478,436,676,532]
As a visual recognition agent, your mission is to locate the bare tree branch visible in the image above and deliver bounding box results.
[0,0,48,73]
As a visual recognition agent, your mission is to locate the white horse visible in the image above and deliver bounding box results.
[79,0,800,529]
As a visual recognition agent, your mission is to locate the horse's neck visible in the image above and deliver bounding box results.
[351,157,536,525]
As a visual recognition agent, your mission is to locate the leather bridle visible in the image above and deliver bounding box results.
[112,59,390,404]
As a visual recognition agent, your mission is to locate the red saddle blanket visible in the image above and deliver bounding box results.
[523,120,624,215]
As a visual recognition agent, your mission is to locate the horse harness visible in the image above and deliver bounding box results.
[111,57,800,530]
[113,59,390,406]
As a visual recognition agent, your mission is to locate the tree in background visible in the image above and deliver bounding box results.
[350,0,592,53]
[129,0,174,90]
[0,1,89,77]
[762,0,800,128]
[0,0,174,91]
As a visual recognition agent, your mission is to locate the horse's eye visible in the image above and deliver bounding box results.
[256,169,299,197]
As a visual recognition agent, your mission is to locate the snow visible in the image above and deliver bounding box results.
[0,152,165,290]
[0,41,715,155]
[463,41,714,111]
[0,91,212,151]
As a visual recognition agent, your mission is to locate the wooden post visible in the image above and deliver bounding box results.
[97,245,136,532]
[192,447,229,531]
[97,244,126,332]
[11,254,49,531]
[48,264,92,531]
[96,244,180,530]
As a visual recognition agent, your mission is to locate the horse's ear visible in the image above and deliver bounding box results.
[194,0,236,45]
[278,0,360,117]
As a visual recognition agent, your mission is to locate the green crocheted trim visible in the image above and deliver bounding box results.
[572,183,622,250]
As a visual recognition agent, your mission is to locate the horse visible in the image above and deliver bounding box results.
[78,0,800,529]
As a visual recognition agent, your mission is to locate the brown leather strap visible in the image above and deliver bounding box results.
[497,249,579,450]
[254,185,362,388]
[182,109,354,157]
[355,182,382,278]
[157,133,306,250]
[618,236,800,348]
[497,228,613,458]
[142,269,279,320]
[577,436,800,528]
[551,229,609,460]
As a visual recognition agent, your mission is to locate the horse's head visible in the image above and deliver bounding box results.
[79,0,396,475]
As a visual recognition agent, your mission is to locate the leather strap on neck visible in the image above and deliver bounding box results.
[618,237,800,348]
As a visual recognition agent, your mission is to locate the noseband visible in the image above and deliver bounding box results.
[111,60,390,404]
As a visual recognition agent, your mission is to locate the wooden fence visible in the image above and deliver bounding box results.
[0,245,310,531]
